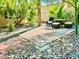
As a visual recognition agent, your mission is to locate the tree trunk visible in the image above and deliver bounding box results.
[75,2,78,35]
[37,0,41,26]
[15,17,24,26]
[75,10,78,35]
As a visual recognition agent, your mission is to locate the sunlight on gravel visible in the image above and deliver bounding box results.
[1,32,79,59]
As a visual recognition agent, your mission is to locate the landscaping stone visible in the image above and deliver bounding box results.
[0,44,9,54]
[0,24,79,59]
[1,31,79,59]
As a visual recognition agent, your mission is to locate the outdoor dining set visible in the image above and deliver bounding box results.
[46,17,73,28]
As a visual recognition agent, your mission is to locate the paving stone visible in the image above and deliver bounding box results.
[0,45,9,52]
[0,24,79,59]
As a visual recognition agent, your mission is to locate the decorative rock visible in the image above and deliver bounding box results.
[1,31,79,59]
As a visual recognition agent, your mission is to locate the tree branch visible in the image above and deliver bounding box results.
[63,0,75,8]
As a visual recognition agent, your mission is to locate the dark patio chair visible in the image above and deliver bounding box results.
[46,17,54,27]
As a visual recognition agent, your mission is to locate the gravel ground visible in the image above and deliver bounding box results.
[1,31,79,59]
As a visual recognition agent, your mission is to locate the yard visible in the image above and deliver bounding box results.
[0,24,79,59]
[0,0,79,59]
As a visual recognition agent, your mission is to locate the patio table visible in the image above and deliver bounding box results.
[52,22,60,28]
[54,19,67,25]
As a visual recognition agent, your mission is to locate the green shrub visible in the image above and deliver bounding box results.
[7,23,15,32]
[48,4,59,18]
[48,4,65,19]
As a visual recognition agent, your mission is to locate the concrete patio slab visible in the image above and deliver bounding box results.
[20,24,75,48]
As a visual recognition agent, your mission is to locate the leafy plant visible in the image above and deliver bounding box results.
[26,4,37,26]
[49,4,59,17]
[0,0,38,26]
[56,4,64,19]
[7,22,15,32]
[48,3,65,19]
